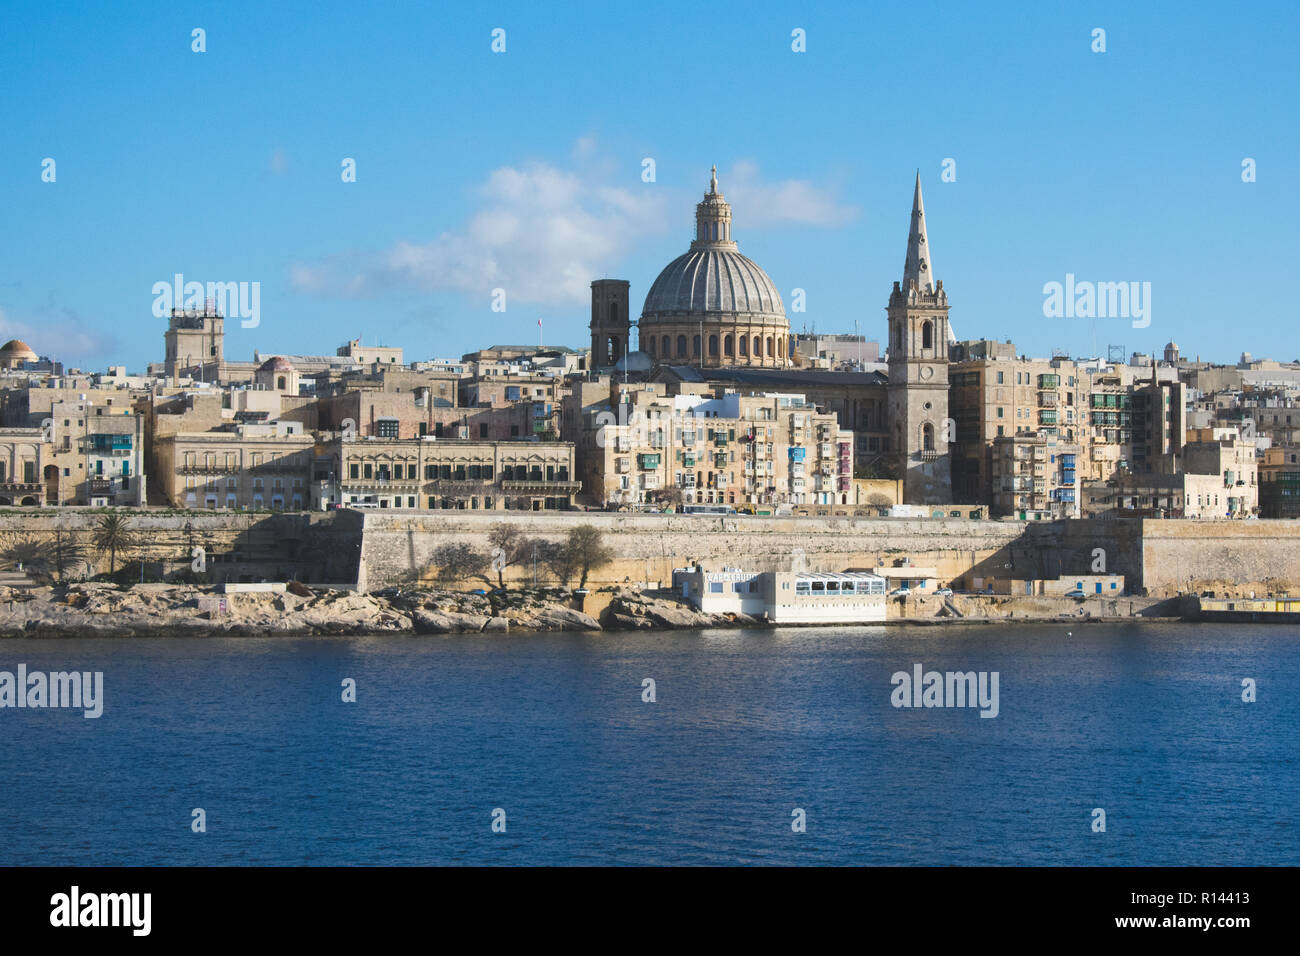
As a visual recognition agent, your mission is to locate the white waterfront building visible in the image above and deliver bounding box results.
[674,566,887,624]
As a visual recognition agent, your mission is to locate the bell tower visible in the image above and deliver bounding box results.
[590,279,630,369]
[887,172,952,503]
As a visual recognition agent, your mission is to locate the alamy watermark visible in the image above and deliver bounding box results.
[0,664,103,718]
[1042,273,1151,329]
[891,663,999,718]
[50,886,150,936]
[151,273,261,328]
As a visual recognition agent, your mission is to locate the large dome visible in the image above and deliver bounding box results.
[640,248,784,322]
[637,167,791,368]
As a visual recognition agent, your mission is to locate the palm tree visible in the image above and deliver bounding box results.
[92,512,135,576]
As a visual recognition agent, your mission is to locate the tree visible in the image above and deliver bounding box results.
[430,542,489,586]
[567,524,613,588]
[486,522,533,590]
[538,538,578,587]
[653,486,684,511]
[92,512,135,576]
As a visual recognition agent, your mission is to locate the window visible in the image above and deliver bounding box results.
[921,321,933,349]
[377,419,399,438]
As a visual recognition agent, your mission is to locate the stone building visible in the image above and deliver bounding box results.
[45,399,146,506]
[1182,429,1258,516]
[0,428,50,505]
[948,353,1178,505]
[950,353,1092,503]
[153,426,316,510]
[989,434,1081,519]
[649,365,890,470]
[162,307,225,382]
[317,388,543,442]
[317,438,578,512]
[567,383,851,509]
[1259,446,1300,518]
[790,332,880,368]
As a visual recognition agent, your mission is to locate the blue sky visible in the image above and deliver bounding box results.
[2,0,1297,371]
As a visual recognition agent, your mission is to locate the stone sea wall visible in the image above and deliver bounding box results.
[355,512,1032,591]
[3,509,1299,599]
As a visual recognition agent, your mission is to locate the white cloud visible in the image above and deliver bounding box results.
[0,305,117,365]
[292,158,671,305]
[722,160,859,228]
[290,151,857,306]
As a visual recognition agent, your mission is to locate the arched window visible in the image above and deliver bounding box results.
[277,376,286,390]
[677,335,687,357]
[738,336,747,356]
[610,302,619,324]
[923,422,935,451]
[766,336,774,357]
[922,320,933,350]
[754,335,762,359]
[777,339,784,359]
[646,337,655,357]
[692,335,701,357]
[724,335,733,357]
[709,334,718,357]
[712,222,719,240]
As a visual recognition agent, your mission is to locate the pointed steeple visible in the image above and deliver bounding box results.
[902,170,936,294]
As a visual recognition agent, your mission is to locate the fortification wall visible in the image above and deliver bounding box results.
[0,510,362,584]
[1139,519,1300,596]
[356,512,1032,590]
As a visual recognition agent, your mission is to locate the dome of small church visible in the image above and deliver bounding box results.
[259,355,294,372]
[0,340,38,370]
[0,340,37,359]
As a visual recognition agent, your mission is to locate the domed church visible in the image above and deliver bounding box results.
[589,167,790,369]
[589,169,953,505]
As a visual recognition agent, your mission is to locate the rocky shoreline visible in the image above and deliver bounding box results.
[0,582,766,638]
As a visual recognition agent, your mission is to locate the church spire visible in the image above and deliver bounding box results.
[902,170,936,294]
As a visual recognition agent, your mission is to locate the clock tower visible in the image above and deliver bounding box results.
[887,172,952,504]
